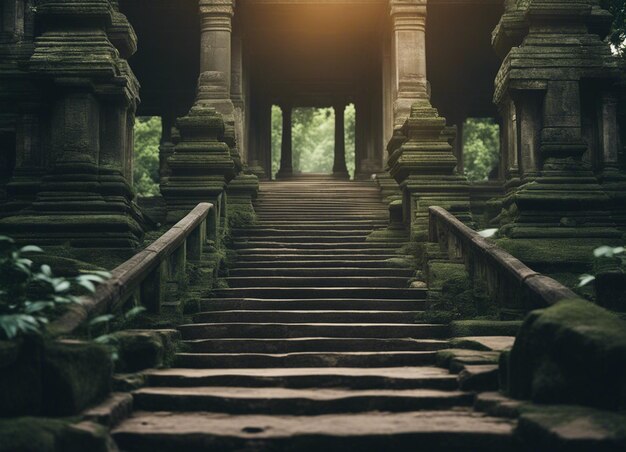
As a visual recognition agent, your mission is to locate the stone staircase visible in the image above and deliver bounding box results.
[113,176,517,451]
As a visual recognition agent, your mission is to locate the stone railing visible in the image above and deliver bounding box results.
[51,203,218,335]
[429,206,577,312]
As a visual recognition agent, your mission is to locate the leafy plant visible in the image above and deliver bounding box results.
[0,236,111,340]
[87,305,147,361]
[578,245,625,287]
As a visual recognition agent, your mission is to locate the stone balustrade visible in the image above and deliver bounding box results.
[50,203,218,336]
[428,206,577,312]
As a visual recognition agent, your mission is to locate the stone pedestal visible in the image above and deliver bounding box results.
[0,0,144,248]
[225,173,259,229]
[161,104,234,224]
[491,0,624,272]
[388,101,472,241]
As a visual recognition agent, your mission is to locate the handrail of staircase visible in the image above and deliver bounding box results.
[428,206,577,311]
[50,203,218,336]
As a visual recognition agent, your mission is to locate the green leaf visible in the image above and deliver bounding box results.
[24,301,55,314]
[578,274,596,287]
[54,280,71,293]
[77,279,96,293]
[478,228,498,238]
[594,246,616,258]
[40,265,52,277]
[0,236,15,244]
[20,245,43,254]
[124,306,146,321]
[89,314,115,327]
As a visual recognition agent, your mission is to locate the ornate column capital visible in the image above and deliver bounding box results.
[199,0,235,17]
[389,0,426,28]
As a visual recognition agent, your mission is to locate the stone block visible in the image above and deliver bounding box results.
[505,299,626,410]
[42,340,112,416]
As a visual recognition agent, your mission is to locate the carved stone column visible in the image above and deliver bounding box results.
[333,103,349,179]
[197,0,242,172]
[0,0,144,248]
[276,104,293,179]
[491,0,623,269]
[389,0,429,128]
[386,0,472,240]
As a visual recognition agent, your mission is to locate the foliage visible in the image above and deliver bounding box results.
[602,0,626,55]
[0,236,110,340]
[579,245,625,287]
[133,116,162,197]
[463,118,500,182]
[271,105,356,178]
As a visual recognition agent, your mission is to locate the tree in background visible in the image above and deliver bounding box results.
[602,0,626,55]
[271,105,356,178]
[133,116,161,197]
[463,118,500,182]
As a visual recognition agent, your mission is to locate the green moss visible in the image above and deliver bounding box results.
[450,320,522,337]
[0,418,116,452]
[112,331,164,373]
[495,238,611,273]
[384,257,416,269]
[516,404,626,450]
[0,338,43,417]
[506,299,626,409]
[448,337,492,351]
[42,341,112,416]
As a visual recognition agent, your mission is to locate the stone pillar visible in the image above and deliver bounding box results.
[386,0,472,240]
[0,0,144,248]
[246,99,268,179]
[231,33,245,162]
[333,103,349,179]
[276,104,293,179]
[197,0,242,172]
[158,114,176,188]
[389,0,429,129]
[490,0,623,269]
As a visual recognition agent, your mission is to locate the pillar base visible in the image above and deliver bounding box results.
[0,169,145,248]
[161,103,235,224]
[387,100,473,241]
[226,173,259,230]
[332,170,350,180]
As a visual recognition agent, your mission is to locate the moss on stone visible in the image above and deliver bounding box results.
[516,404,626,451]
[505,298,626,410]
[0,338,43,417]
[42,340,112,416]
[450,320,522,337]
[448,337,493,351]
[384,257,416,269]
[111,331,164,373]
[495,238,612,274]
[0,418,116,452]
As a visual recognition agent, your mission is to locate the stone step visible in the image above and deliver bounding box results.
[174,351,438,368]
[200,298,426,312]
[228,268,415,277]
[231,228,390,237]
[144,367,458,390]
[254,208,389,214]
[235,253,401,262]
[114,410,517,452]
[233,244,403,252]
[183,337,448,354]
[255,220,388,227]
[229,260,412,269]
[178,322,446,340]
[132,387,474,415]
[235,248,400,256]
[232,236,402,244]
[192,310,420,324]
[210,287,426,299]
[223,276,411,288]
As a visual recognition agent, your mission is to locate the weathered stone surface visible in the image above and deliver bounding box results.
[83,392,134,428]
[517,405,626,452]
[504,298,626,410]
[0,338,43,417]
[42,340,112,416]
[450,320,522,337]
[0,418,118,452]
[112,329,181,372]
[458,365,499,392]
